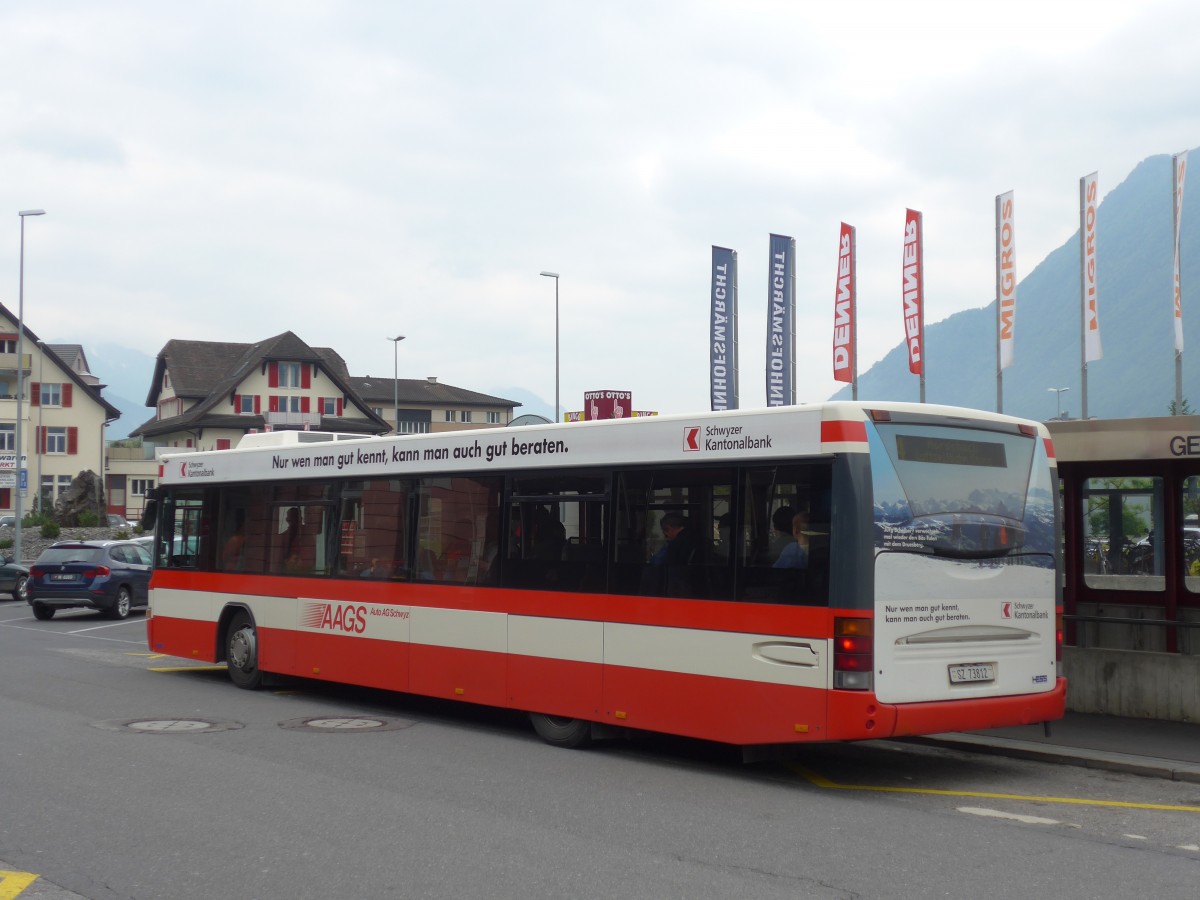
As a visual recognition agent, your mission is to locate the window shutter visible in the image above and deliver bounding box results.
[62,383,73,407]
[30,383,40,407]
[336,398,343,416]
[269,395,279,413]
[268,362,279,387]
[254,395,261,414]
[217,439,231,450]
[301,397,310,413]
[302,366,312,389]
[233,393,241,411]
[67,427,79,455]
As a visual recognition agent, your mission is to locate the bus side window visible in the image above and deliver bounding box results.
[738,465,831,606]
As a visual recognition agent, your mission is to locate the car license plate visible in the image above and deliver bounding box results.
[949,663,995,684]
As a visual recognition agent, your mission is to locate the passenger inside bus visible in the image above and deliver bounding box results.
[773,511,810,570]
[642,512,705,597]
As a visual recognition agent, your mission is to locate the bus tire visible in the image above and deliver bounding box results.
[226,610,264,690]
[529,712,592,748]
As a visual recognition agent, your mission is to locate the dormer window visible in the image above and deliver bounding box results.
[279,363,302,388]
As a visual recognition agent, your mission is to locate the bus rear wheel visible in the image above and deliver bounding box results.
[226,611,263,690]
[529,713,592,748]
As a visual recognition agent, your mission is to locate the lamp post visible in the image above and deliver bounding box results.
[14,209,45,565]
[389,335,405,434]
[539,271,560,422]
[1048,386,1070,420]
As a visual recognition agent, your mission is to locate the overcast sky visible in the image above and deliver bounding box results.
[3,1,1199,418]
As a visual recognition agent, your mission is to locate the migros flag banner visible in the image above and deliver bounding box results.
[997,192,1016,370]
[1081,172,1102,362]
[902,209,924,376]
[1174,152,1188,353]
[832,223,855,383]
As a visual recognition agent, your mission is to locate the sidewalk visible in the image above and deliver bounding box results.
[914,712,1200,783]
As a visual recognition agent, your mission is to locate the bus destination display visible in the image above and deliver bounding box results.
[895,434,1007,468]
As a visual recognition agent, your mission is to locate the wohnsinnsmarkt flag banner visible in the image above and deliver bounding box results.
[766,233,795,406]
[710,245,739,410]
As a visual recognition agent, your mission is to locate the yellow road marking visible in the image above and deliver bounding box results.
[149,665,227,673]
[0,870,38,899]
[127,652,169,659]
[792,765,1200,813]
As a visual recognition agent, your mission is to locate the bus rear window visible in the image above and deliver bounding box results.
[869,422,1054,560]
[872,424,1033,519]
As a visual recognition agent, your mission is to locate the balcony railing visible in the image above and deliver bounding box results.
[264,411,323,427]
[0,353,32,374]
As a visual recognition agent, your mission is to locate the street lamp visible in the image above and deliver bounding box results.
[539,271,559,423]
[14,209,45,565]
[389,335,405,434]
[1048,386,1070,420]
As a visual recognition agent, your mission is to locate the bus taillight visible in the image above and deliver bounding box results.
[833,617,873,690]
[1056,610,1064,662]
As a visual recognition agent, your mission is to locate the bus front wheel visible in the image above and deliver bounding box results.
[529,713,592,748]
[226,611,263,690]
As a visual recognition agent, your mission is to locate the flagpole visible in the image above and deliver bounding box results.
[1173,152,1185,411]
[1078,175,1094,420]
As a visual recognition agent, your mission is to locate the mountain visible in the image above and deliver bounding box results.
[833,149,1200,420]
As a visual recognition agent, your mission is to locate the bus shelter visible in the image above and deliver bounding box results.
[1050,416,1200,721]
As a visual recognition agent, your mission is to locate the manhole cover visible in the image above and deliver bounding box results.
[279,716,415,733]
[93,718,243,734]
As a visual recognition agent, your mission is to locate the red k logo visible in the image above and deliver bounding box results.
[683,427,700,452]
[1002,602,1012,619]
[180,462,187,478]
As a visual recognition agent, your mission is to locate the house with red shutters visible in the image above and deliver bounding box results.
[0,303,121,519]
[129,331,519,451]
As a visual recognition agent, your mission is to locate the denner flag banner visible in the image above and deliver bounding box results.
[902,209,924,376]
[832,223,855,384]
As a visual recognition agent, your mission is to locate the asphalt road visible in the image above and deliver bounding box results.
[1,599,1198,900]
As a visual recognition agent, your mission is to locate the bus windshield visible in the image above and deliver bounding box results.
[869,421,1053,560]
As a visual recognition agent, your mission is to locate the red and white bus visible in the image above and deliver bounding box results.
[144,402,1064,749]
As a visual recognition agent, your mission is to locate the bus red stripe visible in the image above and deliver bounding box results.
[821,419,867,444]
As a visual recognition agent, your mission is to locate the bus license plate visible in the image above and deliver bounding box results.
[949,663,995,684]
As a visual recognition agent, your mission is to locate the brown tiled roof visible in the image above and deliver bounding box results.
[349,376,518,408]
[132,331,388,438]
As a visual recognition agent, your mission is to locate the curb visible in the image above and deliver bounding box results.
[906,732,1200,784]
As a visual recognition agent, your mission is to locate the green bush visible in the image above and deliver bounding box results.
[40,521,60,539]
[0,538,11,550]
[115,529,131,540]
[77,511,100,527]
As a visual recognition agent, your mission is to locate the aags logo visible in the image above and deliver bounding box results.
[302,601,367,634]
[683,427,701,452]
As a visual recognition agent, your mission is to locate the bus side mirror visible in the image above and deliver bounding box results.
[140,488,157,533]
